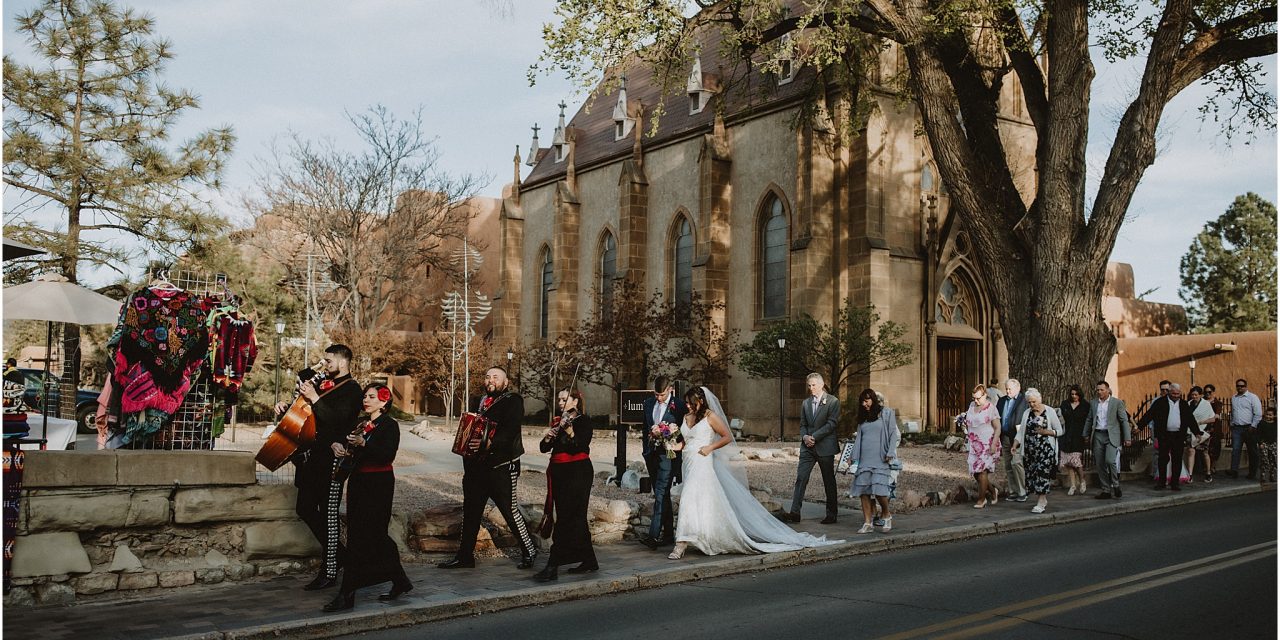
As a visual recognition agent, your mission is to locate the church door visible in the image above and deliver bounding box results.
[937,339,978,428]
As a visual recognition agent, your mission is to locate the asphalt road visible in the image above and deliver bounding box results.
[346,492,1276,640]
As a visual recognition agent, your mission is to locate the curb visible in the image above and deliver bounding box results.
[171,483,1267,640]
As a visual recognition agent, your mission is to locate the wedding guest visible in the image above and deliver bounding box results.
[1185,386,1216,483]
[1137,383,1201,491]
[1015,389,1063,513]
[849,389,897,534]
[1257,408,1277,484]
[533,389,598,581]
[965,384,1001,508]
[1084,381,1131,499]
[323,384,412,612]
[997,379,1029,502]
[787,373,840,525]
[1201,384,1225,481]
[1058,385,1090,495]
[1228,378,1263,479]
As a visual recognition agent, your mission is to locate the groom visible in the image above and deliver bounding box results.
[787,373,841,524]
[639,375,686,550]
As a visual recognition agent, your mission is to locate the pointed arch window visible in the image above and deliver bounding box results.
[599,231,617,326]
[540,248,553,339]
[935,271,976,327]
[760,194,789,319]
[673,216,693,315]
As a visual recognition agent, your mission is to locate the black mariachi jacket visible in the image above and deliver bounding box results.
[471,390,525,466]
[308,375,364,455]
[539,413,592,456]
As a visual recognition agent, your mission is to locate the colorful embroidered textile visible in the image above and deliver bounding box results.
[3,444,24,593]
[116,352,195,415]
[117,288,211,392]
[206,307,258,394]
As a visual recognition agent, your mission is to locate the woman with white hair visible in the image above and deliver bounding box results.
[1014,388,1064,514]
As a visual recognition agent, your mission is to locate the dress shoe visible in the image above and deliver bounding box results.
[532,565,559,582]
[378,582,414,601]
[438,557,475,569]
[820,515,838,524]
[1170,484,1181,491]
[322,591,355,612]
[1114,487,1123,498]
[303,575,338,591]
[785,512,801,523]
[1226,470,1239,478]
[1153,483,1166,490]
[1094,491,1113,499]
[518,552,538,569]
[638,535,660,550]
[659,537,676,545]
[566,562,599,574]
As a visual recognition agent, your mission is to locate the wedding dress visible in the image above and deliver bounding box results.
[674,387,841,555]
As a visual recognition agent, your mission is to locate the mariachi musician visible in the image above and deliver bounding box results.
[274,344,362,591]
[532,387,598,582]
[440,366,539,570]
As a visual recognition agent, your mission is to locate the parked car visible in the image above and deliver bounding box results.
[19,368,101,434]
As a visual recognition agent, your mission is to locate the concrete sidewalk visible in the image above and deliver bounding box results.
[5,479,1269,640]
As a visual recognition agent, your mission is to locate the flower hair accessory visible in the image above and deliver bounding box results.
[319,379,335,392]
[377,387,391,403]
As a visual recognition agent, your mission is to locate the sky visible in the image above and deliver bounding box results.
[3,0,1276,306]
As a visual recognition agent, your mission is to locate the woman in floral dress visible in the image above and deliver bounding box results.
[964,384,1001,508]
[1015,388,1064,514]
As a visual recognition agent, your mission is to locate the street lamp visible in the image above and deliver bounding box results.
[506,347,516,389]
[1189,356,1197,388]
[777,337,787,442]
[273,317,285,409]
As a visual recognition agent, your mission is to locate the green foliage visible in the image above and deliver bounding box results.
[738,301,914,394]
[3,0,235,282]
[1179,192,1278,333]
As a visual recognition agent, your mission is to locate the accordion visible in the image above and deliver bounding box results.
[451,412,496,458]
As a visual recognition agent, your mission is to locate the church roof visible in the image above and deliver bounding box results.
[522,19,815,190]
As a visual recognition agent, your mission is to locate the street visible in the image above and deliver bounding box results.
[347,492,1276,640]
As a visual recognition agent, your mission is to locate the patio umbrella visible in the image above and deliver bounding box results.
[2,273,122,443]
[1,239,46,262]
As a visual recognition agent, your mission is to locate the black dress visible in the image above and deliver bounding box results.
[539,413,597,568]
[1058,400,1089,454]
[340,413,410,593]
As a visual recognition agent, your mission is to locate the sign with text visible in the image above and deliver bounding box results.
[619,390,652,425]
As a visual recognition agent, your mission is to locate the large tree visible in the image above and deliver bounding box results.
[4,0,234,404]
[533,0,1276,404]
[1179,193,1277,332]
[251,105,482,332]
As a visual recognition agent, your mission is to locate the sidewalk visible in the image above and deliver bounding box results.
[5,479,1268,640]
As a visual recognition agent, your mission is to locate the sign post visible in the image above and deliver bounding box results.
[616,387,651,487]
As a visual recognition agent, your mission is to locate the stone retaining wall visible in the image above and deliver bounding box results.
[4,450,405,607]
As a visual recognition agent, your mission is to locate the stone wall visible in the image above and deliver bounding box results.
[4,450,406,607]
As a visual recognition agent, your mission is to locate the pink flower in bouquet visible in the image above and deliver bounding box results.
[656,421,680,459]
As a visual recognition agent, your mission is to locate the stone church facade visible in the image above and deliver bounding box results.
[493,34,1043,435]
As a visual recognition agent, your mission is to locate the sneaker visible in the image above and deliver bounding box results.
[873,517,885,527]
[1013,494,1028,503]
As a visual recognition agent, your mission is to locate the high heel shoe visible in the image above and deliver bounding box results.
[973,499,987,509]
[533,565,559,582]
[667,542,687,560]
[378,582,414,601]
[566,562,599,574]
[322,591,355,612]
[990,488,999,505]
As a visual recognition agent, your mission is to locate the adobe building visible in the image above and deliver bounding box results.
[491,21,1187,435]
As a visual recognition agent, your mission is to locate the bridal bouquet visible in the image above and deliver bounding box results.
[654,421,681,459]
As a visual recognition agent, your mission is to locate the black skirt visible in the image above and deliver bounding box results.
[546,459,597,568]
[340,470,409,592]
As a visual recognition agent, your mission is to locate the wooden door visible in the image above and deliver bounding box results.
[937,340,974,429]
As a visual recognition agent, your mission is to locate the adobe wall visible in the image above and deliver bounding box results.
[1116,330,1277,402]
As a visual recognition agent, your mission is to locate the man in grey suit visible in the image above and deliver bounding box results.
[786,373,841,524]
[1083,380,1132,499]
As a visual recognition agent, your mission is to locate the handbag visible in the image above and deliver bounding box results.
[837,439,858,475]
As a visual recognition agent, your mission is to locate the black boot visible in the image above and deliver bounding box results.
[438,556,475,569]
[322,591,355,612]
[303,574,338,591]
[533,565,558,582]
[378,581,414,601]
[518,550,538,569]
[566,562,599,574]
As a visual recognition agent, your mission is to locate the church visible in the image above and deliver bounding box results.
[490,27,1180,435]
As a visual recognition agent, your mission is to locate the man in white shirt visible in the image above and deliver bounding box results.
[1228,378,1264,479]
[1083,381,1131,499]
[1137,383,1200,490]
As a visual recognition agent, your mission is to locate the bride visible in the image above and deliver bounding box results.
[668,386,842,559]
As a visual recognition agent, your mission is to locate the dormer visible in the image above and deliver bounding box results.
[686,53,719,115]
[524,123,542,166]
[776,32,797,85]
[552,102,568,163]
[612,75,636,141]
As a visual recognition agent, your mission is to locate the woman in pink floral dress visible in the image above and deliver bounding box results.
[965,384,1002,508]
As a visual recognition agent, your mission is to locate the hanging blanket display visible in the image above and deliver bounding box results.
[3,443,24,594]
[2,379,30,440]
[104,283,257,449]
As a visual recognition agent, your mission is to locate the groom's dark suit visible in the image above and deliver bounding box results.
[642,394,687,542]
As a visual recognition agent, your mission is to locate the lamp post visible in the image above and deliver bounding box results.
[506,347,515,389]
[1189,356,1197,388]
[777,337,787,442]
[273,317,285,409]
